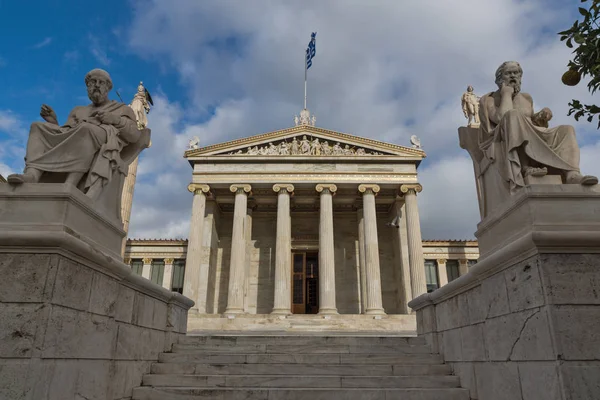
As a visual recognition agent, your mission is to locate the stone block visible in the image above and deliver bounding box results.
[115,323,162,361]
[27,359,80,400]
[89,272,119,317]
[560,363,600,400]
[109,360,151,399]
[0,254,57,303]
[419,305,436,334]
[436,295,469,331]
[132,293,155,329]
[42,306,117,359]
[450,362,477,399]
[51,257,93,311]
[0,303,47,358]
[466,285,486,324]
[540,254,600,305]
[74,360,111,400]
[504,257,544,313]
[550,305,600,360]
[481,272,510,319]
[0,360,29,400]
[484,308,554,361]
[474,362,522,400]
[152,299,168,330]
[460,324,486,361]
[114,285,135,323]
[518,362,561,400]
[442,328,462,362]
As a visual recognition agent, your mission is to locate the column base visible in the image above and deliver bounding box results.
[318,308,339,315]
[365,308,387,316]
[271,309,291,316]
[224,308,245,315]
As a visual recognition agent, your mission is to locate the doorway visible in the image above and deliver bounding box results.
[291,251,319,314]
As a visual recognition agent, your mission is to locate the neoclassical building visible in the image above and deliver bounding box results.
[123,114,480,332]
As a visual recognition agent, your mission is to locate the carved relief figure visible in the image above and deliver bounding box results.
[479,61,597,189]
[279,141,290,155]
[321,140,332,155]
[310,138,321,155]
[332,142,343,155]
[300,136,311,154]
[291,137,300,155]
[461,85,480,127]
[7,69,149,221]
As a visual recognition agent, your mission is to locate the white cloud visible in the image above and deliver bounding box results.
[0,110,23,133]
[88,34,110,66]
[0,162,14,178]
[119,0,600,239]
[32,37,52,49]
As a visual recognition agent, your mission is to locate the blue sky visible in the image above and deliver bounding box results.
[1,0,598,240]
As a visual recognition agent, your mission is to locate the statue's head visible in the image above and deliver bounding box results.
[495,61,523,93]
[467,85,474,92]
[85,69,113,105]
[138,81,144,92]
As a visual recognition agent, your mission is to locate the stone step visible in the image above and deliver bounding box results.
[133,387,471,400]
[158,352,444,365]
[171,343,432,354]
[142,374,461,389]
[179,335,425,347]
[151,363,452,376]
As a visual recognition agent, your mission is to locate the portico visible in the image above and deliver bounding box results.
[182,121,427,331]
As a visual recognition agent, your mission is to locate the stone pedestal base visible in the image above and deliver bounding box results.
[0,184,194,400]
[409,184,600,400]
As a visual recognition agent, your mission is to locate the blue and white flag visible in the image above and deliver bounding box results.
[306,32,316,70]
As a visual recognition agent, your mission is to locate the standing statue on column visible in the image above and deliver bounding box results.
[461,85,480,127]
[129,81,153,129]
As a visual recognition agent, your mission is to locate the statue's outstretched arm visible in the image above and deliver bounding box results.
[40,104,59,125]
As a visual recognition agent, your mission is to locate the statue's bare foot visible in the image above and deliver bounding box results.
[523,166,547,177]
[7,173,37,184]
[566,171,599,185]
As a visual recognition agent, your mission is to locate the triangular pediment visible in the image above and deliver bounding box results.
[184,125,425,158]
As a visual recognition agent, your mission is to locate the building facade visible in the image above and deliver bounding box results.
[124,119,480,332]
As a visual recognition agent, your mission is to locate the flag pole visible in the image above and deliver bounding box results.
[304,50,308,110]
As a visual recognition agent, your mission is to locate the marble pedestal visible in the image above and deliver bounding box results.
[409,184,600,400]
[0,184,194,400]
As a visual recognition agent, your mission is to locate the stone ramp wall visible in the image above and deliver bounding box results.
[410,252,600,400]
[0,251,193,400]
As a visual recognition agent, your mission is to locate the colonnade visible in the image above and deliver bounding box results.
[183,183,427,315]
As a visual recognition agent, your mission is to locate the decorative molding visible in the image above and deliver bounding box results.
[142,257,152,264]
[358,184,381,196]
[437,258,447,265]
[273,183,295,195]
[123,258,132,265]
[229,184,252,195]
[187,183,210,195]
[164,258,175,265]
[400,183,423,195]
[191,172,418,184]
[315,183,338,195]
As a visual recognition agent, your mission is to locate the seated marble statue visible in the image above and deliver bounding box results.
[7,68,150,220]
[479,61,597,192]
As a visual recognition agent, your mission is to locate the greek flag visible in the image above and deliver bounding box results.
[306,32,316,70]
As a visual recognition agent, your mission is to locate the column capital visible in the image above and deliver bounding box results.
[123,258,132,265]
[399,183,423,195]
[459,258,469,265]
[358,184,381,195]
[230,184,252,195]
[187,183,211,195]
[273,183,295,195]
[164,258,175,265]
[142,257,152,264]
[316,183,337,195]
[437,258,447,265]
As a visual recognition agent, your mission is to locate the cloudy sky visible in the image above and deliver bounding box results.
[0,0,598,240]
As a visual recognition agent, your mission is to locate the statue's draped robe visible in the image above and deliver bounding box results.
[478,93,579,192]
[24,100,149,221]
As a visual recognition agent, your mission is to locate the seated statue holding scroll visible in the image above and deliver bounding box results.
[479,61,597,192]
[7,68,150,221]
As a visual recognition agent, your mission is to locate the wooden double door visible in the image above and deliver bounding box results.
[291,251,319,314]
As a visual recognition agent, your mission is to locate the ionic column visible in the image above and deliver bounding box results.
[357,208,367,314]
[316,184,338,315]
[272,184,294,315]
[459,259,469,276]
[162,258,174,290]
[183,184,210,312]
[358,184,385,315]
[225,184,252,314]
[437,258,448,287]
[142,258,152,280]
[400,184,427,299]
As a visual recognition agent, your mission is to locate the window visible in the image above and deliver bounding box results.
[446,260,460,282]
[424,260,439,293]
[150,260,164,285]
[171,259,186,294]
[131,259,143,276]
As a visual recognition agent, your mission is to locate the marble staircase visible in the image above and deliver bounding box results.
[132,334,470,400]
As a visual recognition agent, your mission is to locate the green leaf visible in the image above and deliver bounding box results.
[567,38,573,48]
[579,7,589,16]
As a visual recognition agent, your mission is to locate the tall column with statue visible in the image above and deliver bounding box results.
[120,82,153,256]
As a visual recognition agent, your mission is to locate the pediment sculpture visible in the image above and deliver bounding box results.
[226,136,386,156]
[459,61,598,218]
[7,68,151,223]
